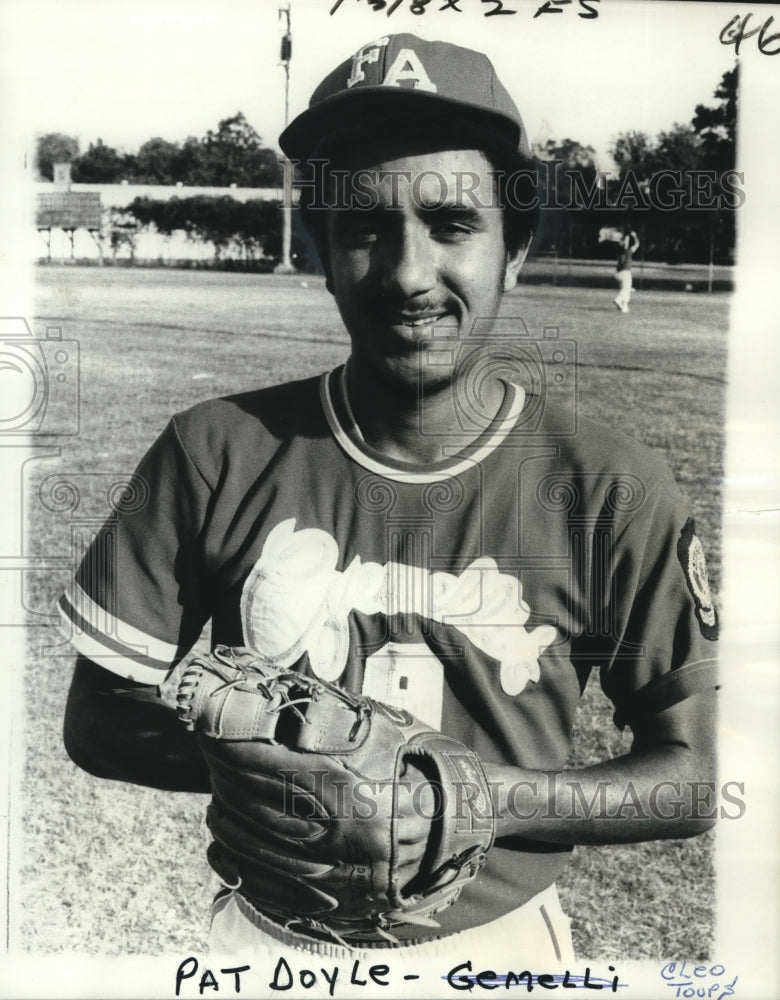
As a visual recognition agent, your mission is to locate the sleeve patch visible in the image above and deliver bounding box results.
[676,517,719,641]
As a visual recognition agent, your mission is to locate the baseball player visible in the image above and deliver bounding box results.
[61,34,718,974]
[614,225,641,312]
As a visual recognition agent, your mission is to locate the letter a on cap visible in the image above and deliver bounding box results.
[383,49,437,93]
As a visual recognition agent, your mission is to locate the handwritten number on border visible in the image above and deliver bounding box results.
[329,0,600,15]
[482,0,517,15]
[720,13,780,56]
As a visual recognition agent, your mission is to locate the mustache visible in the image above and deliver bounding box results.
[376,296,449,315]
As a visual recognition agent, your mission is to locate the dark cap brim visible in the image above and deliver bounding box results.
[279,86,524,164]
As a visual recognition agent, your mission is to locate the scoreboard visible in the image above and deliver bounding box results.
[36,192,102,230]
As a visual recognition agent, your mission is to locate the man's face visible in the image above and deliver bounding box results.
[324,147,524,395]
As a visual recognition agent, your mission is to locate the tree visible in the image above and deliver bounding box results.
[536,137,598,170]
[533,138,603,259]
[608,99,737,265]
[534,137,600,201]
[610,130,655,178]
[126,195,283,265]
[237,200,282,258]
[106,207,138,261]
[692,65,738,172]
[652,124,702,174]
[35,133,79,180]
[173,137,208,185]
[200,112,282,187]
[134,138,181,184]
[72,139,129,183]
[691,65,739,264]
[43,113,282,188]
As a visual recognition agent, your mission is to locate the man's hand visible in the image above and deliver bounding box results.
[177,646,495,944]
[396,759,438,892]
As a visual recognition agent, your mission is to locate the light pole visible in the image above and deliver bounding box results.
[275,2,294,274]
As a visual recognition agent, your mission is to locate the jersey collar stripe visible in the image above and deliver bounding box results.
[59,584,180,665]
[320,368,526,484]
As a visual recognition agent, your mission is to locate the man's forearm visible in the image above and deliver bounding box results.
[485,746,717,845]
[64,658,211,793]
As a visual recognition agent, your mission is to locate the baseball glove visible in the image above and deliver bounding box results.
[177,645,495,946]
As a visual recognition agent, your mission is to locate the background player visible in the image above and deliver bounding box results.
[61,33,719,972]
[614,224,641,312]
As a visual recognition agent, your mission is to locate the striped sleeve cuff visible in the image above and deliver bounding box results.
[57,583,182,684]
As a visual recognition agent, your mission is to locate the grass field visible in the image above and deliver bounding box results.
[21,265,727,959]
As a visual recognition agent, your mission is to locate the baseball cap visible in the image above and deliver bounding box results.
[279,34,532,164]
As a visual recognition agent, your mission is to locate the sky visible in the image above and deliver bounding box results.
[1,0,739,168]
